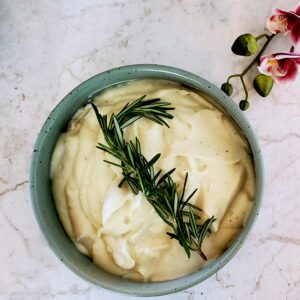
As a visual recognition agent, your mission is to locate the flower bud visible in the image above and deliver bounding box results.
[239,100,249,111]
[253,74,273,97]
[221,82,233,96]
[231,34,258,56]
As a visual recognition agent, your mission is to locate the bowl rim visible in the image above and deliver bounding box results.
[30,64,264,296]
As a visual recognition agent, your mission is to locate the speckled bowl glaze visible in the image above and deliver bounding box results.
[30,64,264,297]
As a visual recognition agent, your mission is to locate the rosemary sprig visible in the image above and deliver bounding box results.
[91,96,215,259]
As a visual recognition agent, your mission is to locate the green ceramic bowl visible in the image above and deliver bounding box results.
[30,64,264,296]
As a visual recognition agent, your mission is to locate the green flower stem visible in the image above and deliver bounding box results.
[255,33,270,41]
[227,34,276,102]
[226,74,241,83]
[240,76,248,101]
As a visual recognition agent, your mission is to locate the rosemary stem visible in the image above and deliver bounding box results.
[91,98,215,259]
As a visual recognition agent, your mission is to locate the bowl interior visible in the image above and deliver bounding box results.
[30,64,263,296]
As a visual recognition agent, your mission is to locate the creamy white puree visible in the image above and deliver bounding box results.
[51,80,255,282]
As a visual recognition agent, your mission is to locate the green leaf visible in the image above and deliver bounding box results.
[157,168,176,185]
[103,160,123,168]
[182,211,200,219]
[126,143,135,166]
[198,216,215,242]
[152,170,162,183]
[142,114,168,127]
[118,177,127,188]
[135,137,141,154]
[177,229,191,258]
[166,232,179,240]
[123,175,140,194]
[153,205,172,226]
[189,208,198,238]
[185,223,191,244]
[96,144,117,157]
[181,188,198,212]
[91,103,104,129]
[164,195,175,216]
[180,173,188,204]
[116,95,146,120]
[140,153,161,174]
[120,116,141,129]
[185,202,202,211]
[173,192,179,216]
[112,114,124,147]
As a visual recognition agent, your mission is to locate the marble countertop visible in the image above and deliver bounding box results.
[1,0,299,299]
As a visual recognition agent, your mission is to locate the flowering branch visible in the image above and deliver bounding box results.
[221,2,300,110]
[223,34,275,110]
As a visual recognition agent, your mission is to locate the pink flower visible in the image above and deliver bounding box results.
[266,3,300,46]
[258,52,300,83]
